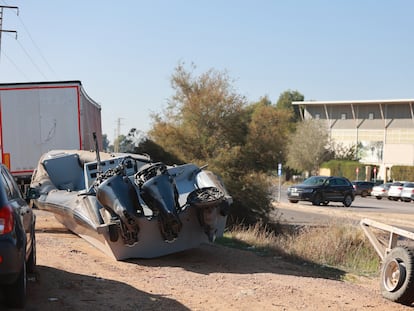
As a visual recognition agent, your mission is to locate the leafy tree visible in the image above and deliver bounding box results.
[242,97,291,171]
[149,63,280,226]
[286,119,329,174]
[328,142,359,161]
[133,137,184,165]
[101,134,111,152]
[276,90,304,122]
[150,62,248,164]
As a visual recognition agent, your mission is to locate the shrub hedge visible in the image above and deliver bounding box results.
[320,160,376,181]
[320,161,414,182]
[391,166,414,181]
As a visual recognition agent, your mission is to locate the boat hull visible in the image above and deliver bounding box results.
[30,150,231,260]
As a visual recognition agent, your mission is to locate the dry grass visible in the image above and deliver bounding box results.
[223,221,380,275]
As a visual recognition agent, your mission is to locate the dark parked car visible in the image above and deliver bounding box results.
[287,176,355,207]
[0,164,36,308]
[352,181,375,197]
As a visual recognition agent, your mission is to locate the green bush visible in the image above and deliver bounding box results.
[225,171,273,227]
[391,166,414,181]
[321,160,380,181]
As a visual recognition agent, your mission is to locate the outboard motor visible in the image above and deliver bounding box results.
[135,163,182,242]
[186,187,226,242]
[95,163,141,245]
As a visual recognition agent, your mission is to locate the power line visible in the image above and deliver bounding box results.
[13,34,48,79]
[1,50,30,80]
[0,1,58,81]
[0,5,18,63]
[16,11,58,79]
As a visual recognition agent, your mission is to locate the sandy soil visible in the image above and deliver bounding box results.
[2,209,413,311]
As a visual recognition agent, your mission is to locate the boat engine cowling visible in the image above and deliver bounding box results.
[96,173,141,245]
[135,163,182,242]
[186,187,226,242]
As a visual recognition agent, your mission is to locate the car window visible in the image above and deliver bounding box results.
[404,183,414,188]
[0,171,12,199]
[303,176,326,186]
[327,179,337,186]
[336,178,348,186]
[1,167,20,200]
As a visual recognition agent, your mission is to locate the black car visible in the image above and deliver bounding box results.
[352,181,375,197]
[287,176,355,207]
[0,164,36,308]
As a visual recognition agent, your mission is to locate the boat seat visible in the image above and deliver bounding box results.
[43,153,85,191]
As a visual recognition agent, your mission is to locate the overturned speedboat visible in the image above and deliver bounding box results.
[30,149,232,260]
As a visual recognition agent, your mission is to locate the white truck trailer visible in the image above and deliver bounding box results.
[0,80,102,187]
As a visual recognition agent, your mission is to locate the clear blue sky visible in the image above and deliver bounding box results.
[1,1,413,142]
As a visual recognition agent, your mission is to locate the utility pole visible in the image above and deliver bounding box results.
[0,5,19,58]
[114,117,123,153]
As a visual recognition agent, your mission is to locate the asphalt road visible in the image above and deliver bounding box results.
[273,185,414,230]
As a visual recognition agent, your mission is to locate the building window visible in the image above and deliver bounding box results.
[368,112,374,120]
[341,113,347,120]
[315,113,320,120]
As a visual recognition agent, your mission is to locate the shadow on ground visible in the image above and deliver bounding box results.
[0,266,190,311]
[128,241,345,281]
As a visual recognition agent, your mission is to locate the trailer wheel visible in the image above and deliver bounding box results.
[380,246,414,305]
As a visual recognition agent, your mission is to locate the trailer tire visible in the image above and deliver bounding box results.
[380,246,414,305]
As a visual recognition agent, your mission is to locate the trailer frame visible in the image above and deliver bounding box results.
[360,218,414,305]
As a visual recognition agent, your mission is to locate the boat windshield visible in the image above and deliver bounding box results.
[302,176,327,186]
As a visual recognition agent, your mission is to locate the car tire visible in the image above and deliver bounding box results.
[380,247,414,305]
[343,194,353,207]
[27,226,36,274]
[312,194,322,206]
[288,200,298,203]
[4,261,27,308]
[322,201,329,206]
[376,196,382,200]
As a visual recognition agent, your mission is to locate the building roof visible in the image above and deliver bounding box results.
[0,80,82,87]
[292,99,414,105]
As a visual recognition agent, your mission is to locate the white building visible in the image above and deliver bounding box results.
[292,99,414,181]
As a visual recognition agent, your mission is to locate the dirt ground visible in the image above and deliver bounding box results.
[3,209,413,311]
